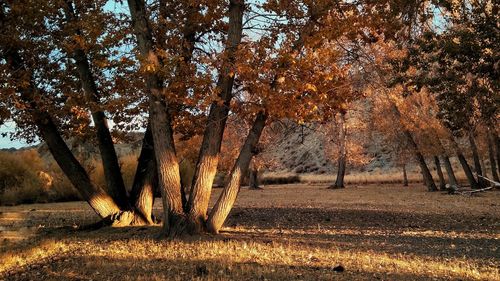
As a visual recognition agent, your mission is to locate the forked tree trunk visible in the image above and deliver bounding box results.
[449,138,479,189]
[129,126,157,224]
[442,155,458,187]
[3,48,121,219]
[434,156,446,190]
[188,0,245,232]
[63,1,129,209]
[330,112,347,189]
[402,164,409,186]
[487,128,499,182]
[207,112,267,234]
[127,0,186,236]
[468,133,485,188]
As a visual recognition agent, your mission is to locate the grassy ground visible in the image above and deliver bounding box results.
[0,184,499,280]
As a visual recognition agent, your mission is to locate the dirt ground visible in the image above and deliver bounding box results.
[0,184,499,280]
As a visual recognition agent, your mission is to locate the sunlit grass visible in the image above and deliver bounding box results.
[1,184,498,280]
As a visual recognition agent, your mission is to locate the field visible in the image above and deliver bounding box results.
[0,183,499,281]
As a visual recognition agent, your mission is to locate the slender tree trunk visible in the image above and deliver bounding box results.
[129,126,157,224]
[3,48,121,219]
[188,0,245,232]
[330,112,347,189]
[449,138,479,188]
[434,156,446,190]
[442,155,458,187]
[249,166,260,189]
[127,0,186,236]
[207,112,267,234]
[468,133,485,188]
[487,128,500,181]
[63,1,129,209]
[495,130,500,176]
[388,102,436,191]
[403,130,437,191]
[402,164,409,186]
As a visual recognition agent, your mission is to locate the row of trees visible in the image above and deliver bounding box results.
[323,0,498,191]
[1,0,497,237]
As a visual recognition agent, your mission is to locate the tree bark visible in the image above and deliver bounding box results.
[468,133,485,188]
[188,0,245,231]
[442,155,458,187]
[449,138,479,188]
[2,47,121,219]
[494,130,500,176]
[330,112,347,189]
[127,0,186,236]
[249,166,260,189]
[403,130,437,191]
[487,128,500,182]
[402,164,409,186]
[63,0,129,209]
[433,156,446,190]
[207,111,267,234]
[129,126,157,224]
[388,103,437,191]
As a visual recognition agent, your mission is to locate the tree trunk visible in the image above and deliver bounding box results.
[249,166,260,189]
[207,112,267,234]
[434,156,446,190]
[449,138,479,188]
[3,47,121,219]
[487,128,500,182]
[403,130,437,191]
[63,0,129,209]
[330,112,347,189]
[442,155,458,187]
[127,0,186,236]
[495,130,500,176]
[188,0,245,232]
[402,164,409,186]
[468,133,485,188]
[129,126,157,224]
[388,102,436,191]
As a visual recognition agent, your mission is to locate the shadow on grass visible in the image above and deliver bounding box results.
[1,206,498,280]
[3,250,454,281]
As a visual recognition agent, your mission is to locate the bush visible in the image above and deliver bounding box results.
[0,150,81,205]
[260,173,301,185]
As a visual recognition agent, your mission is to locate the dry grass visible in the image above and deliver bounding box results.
[1,184,499,280]
[264,169,469,186]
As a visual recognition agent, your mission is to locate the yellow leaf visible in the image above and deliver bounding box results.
[305,83,317,92]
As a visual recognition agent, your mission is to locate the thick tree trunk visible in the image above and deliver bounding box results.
[249,166,260,189]
[188,0,245,232]
[434,156,446,190]
[403,130,437,191]
[402,164,409,186]
[127,0,186,236]
[207,112,267,234]
[3,47,121,219]
[129,126,157,224]
[63,1,129,209]
[468,133,485,188]
[442,155,458,187]
[487,128,500,182]
[330,112,347,189]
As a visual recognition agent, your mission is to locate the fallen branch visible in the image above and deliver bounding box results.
[476,174,500,187]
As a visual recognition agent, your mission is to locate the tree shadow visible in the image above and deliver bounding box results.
[3,252,454,281]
